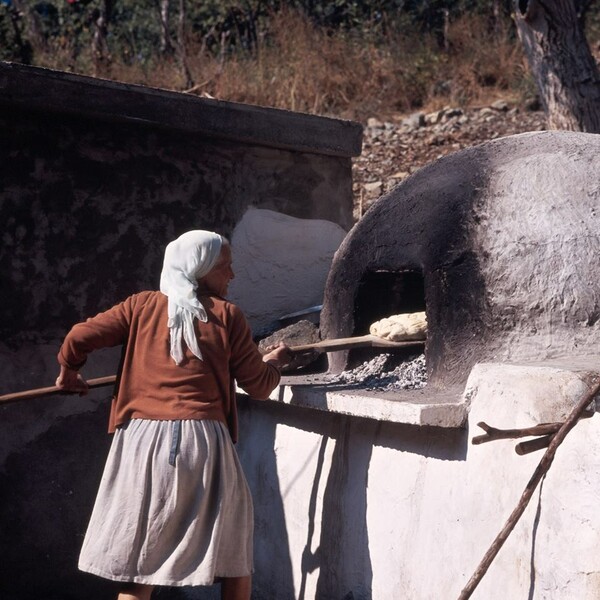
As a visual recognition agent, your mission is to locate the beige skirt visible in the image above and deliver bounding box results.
[79,419,253,586]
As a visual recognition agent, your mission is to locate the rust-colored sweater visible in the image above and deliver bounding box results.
[57,291,280,441]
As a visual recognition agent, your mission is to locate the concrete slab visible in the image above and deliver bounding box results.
[238,374,467,428]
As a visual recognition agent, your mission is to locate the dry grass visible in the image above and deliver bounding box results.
[32,8,585,122]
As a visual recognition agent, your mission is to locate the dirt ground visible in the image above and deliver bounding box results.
[352,101,547,221]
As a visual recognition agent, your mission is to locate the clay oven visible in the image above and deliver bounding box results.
[321,131,600,388]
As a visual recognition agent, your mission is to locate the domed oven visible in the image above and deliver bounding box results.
[320,131,600,393]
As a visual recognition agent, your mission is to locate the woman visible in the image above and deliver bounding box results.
[55,230,291,600]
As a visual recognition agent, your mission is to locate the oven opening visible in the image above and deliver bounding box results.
[349,269,426,369]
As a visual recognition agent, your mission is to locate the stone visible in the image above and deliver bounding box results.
[442,107,464,121]
[364,181,384,198]
[367,117,383,128]
[258,320,321,372]
[491,99,509,111]
[426,134,445,146]
[402,112,425,131]
[425,110,443,125]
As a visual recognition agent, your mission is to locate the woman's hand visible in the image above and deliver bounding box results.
[55,365,89,395]
[261,342,294,369]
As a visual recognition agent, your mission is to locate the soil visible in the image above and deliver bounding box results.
[352,101,547,220]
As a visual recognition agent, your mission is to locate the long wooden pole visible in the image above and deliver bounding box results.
[0,375,117,404]
[457,377,600,600]
[0,335,426,405]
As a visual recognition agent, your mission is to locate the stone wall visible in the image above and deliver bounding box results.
[0,62,360,600]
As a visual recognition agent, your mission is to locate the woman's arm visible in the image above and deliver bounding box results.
[56,294,140,390]
[261,342,293,367]
[228,306,288,399]
[55,365,89,394]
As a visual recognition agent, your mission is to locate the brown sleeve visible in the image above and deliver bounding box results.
[228,304,281,399]
[57,294,138,370]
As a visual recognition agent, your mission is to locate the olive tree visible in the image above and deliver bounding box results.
[514,0,600,132]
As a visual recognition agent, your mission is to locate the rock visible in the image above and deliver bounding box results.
[426,134,445,146]
[364,181,384,198]
[258,319,321,372]
[491,99,509,111]
[425,110,443,125]
[402,112,425,131]
[442,107,464,121]
[367,117,383,128]
[353,103,547,224]
[390,171,409,180]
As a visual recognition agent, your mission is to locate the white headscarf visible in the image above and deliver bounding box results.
[159,230,224,364]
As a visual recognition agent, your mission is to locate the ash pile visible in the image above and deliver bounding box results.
[324,353,427,391]
[259,310,428,389]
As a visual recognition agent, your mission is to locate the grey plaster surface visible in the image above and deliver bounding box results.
[322,131,600,387]
[238,376,467,427]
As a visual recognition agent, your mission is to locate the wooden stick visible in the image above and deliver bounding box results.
[0,375,117,405]
[291,335,425,353]
[514,434,555,455]
[457,378,600,600]
[472,421,562,444]
[1,334,425,405]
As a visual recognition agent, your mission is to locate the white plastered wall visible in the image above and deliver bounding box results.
[238,360,600,599]
[227,207,347,335]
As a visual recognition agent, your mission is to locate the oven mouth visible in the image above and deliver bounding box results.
[346,268,427,369]
[261,268,428,384]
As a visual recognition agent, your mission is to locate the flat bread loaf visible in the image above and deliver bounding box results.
[369,312,427,341]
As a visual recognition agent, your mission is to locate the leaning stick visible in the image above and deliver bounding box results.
[514,434,555,455]
[472,421,562,444]
[0,375,117,405]
[457,377,600,600]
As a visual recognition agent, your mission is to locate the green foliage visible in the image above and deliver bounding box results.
[3,0,599,117]
[0,5,18,61]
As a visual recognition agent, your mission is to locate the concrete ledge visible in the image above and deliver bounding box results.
[239,375,468,428]
[0,62,363,157]
[238,357,600,428]
[464,358,600,425]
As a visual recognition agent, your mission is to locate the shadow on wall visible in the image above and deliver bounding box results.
[236,398,468,600]
[0,398,118,600]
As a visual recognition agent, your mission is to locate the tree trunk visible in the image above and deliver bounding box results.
[6,0,33,63]
[159,0,172,54]
[92,0,114,75]
[177,0,194,89]
[514,0,600,132]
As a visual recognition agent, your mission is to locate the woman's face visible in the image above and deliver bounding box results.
[199,244,234,296]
